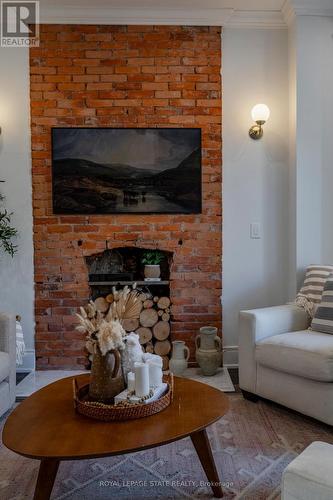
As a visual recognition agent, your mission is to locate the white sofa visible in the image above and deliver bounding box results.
[239,304,333,426]
[0,313,16,417]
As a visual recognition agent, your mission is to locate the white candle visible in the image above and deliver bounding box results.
[127,372,135,392]
[134,362,150,397]
[147,360,163,388]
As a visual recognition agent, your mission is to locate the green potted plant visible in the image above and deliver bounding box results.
[141,250,164,280]
[0,184,17,257]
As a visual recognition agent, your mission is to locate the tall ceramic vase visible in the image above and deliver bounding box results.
[195,326,222,376]
[169,340,190,376]
[89,347,125,403]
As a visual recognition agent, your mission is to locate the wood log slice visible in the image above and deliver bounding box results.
[153,296,159,303]
[143,299,154,309]
[139,308,158,328]
[122,318,139,332]
[157,296,170,310]
[106,294,114,304]
[138,293,147,302]
[162,355,169,371]
[153,320,170,341]
[165,307,170,313]
[145,341,154,353]
[94,297,109,313]
[158,310,163,317]
[161,313,170,322]
[154,339,171,356]
[136,327,153,345]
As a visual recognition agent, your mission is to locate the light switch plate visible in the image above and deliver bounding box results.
[250,222,261,239]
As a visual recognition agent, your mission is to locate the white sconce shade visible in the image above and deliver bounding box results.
[251,103,270,123]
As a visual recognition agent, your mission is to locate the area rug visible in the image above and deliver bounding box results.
[1,394,333,499]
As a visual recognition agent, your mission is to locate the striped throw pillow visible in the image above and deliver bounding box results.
[311,274,333,334]
[296,265,333,317]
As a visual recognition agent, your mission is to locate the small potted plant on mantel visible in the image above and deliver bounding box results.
[141,250,164,281]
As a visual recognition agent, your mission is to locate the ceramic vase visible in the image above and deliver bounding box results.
[169,340,190,376]
[144,264,161,279]
[89,347,125,403]
[195,326,222,376]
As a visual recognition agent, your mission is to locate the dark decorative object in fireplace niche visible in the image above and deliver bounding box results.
[52,128,202,214]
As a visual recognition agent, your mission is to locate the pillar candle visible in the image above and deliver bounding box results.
[134,362,150,397]
[147,360,163,388]
[127,372,135,392]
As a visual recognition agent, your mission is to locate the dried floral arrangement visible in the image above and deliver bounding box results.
[76,285,143,356]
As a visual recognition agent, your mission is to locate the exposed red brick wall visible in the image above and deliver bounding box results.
[30,25,222,369]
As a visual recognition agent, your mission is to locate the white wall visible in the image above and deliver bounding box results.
[321,16,333,263]
[222,28,290,365]
[0,48,34,371]
[288,15,333,286]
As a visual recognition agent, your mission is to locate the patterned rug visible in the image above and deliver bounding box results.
[1,394,333,499]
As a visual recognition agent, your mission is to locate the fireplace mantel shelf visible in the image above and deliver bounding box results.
[88,280,170,286]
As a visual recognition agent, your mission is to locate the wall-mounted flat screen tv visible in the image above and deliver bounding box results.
[51,127,202,214]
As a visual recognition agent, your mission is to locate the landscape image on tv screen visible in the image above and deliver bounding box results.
[52,128,202,214]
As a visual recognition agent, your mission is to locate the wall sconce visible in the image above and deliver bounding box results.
[249,104,270,140]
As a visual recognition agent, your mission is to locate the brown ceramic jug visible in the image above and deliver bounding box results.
[89,348,125,403]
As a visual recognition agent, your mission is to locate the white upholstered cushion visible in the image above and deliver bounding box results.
[0,351,10,383]
[282,441,333,500]
[255,330,333,382]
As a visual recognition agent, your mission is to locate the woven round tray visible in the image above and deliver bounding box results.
[73,373,173,421]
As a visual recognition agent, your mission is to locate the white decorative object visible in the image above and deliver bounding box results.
[142,352,163,367]
[114,389,128,405]
[15,319,25,366]
[114,383,168,405]
[130,383,167,404]
[169,340,189,376]
[147,360,163,388]
[127,371,135,392]
[134,362,149,398]
[121,332,143,381]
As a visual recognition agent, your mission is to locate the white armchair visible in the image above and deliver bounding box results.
[0,313,16,417]
[239,304,333,425]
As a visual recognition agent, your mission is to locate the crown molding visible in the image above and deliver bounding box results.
[40,7,235,26]
[40,5,288,29]
[283,0,333,23]
[282,1,295,25]
[225,10,287,29]
[38,1,333,29]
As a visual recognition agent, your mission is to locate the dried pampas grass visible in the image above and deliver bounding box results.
[76,285,141,357]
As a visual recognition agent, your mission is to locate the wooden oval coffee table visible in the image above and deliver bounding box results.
[3,374,229,499]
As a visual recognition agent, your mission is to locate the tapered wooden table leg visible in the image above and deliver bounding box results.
[33,458,60,500]
[191,429,223,498]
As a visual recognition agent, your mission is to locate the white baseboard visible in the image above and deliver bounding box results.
[16,349,35,372]
[223,345,238,367]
